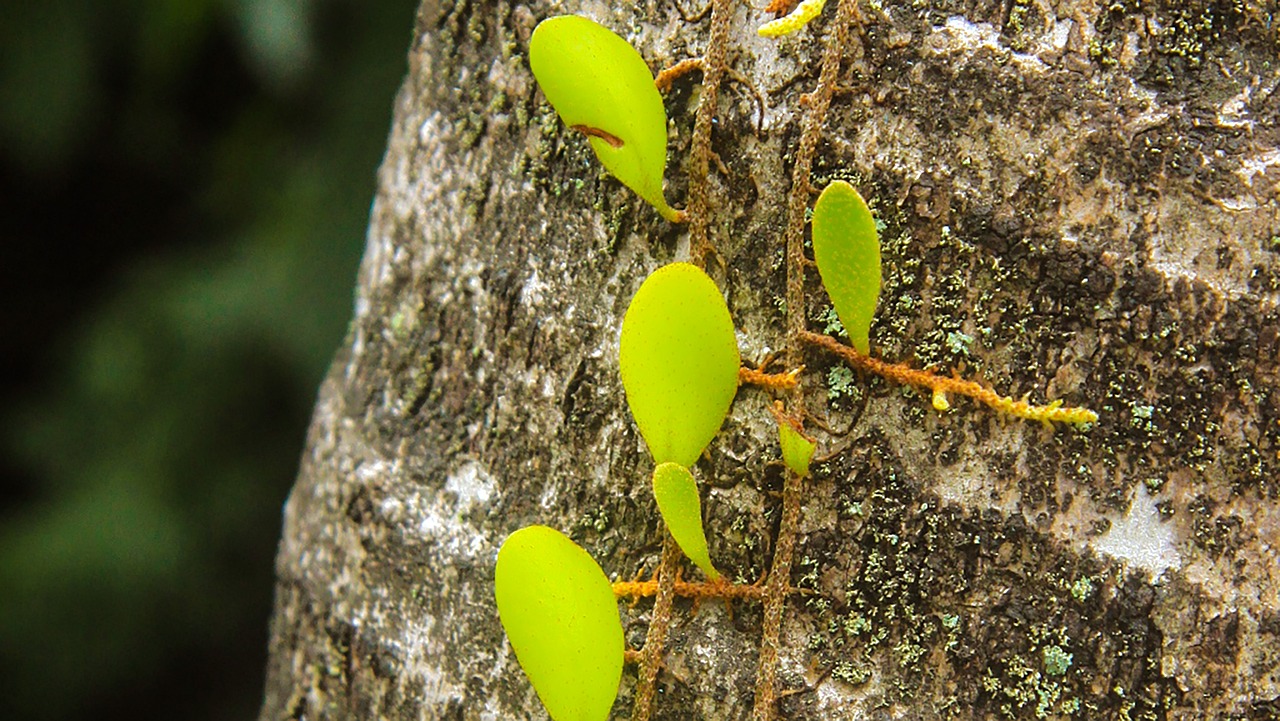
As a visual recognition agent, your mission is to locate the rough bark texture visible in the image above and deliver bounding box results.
[260,1,1280,719]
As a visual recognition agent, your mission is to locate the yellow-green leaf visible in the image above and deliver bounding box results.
[529,15,680,221]
[494,526,623,721]
[812,180,881,354]
[651,462,720,580]
[778,422,817,477]
[619,262,740,467]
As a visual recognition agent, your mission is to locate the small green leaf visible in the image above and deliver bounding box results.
[778,422,816,477]
[651,462,720,580]
[494,526,623,721]
[529,15,680,221]
[619,262,740,468]
[812,180,881,355]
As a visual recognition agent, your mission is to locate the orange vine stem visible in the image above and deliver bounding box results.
[631,535,681,721]
[613,575,769,602]
[798,330,1099,426]
[655,57,703,91]
[739,366,803,391]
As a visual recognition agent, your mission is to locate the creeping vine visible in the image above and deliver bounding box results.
[629,2,737,719]
[754,3,862,719]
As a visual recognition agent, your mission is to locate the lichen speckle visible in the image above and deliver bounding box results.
[1042,645,1073,677]
[826,365,856,401]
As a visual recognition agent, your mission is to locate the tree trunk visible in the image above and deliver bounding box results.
[260,1,1280,719]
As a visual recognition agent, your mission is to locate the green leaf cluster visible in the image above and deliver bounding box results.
[495,526,624,721]
[493,263,743,718]
[529,15,681,221]
[619,262,739,577]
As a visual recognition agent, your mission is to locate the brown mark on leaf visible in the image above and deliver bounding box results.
[570,124,624,148]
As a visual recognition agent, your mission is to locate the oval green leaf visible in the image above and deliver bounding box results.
[651,462,720,580]
[529,15,679,221]
[619,262,741,468]
[778,422,817,478]
[812,180,881,354]
[494,525,623,721]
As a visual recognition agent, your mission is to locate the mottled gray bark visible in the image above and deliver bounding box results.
[260,1,1280,719]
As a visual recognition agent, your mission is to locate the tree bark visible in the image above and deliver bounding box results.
[260,1,1280,719]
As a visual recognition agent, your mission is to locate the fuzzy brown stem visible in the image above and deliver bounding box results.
[752,467,804,721]
[756,3,860,720]
[686,0,732,268]
[632,535,682,721]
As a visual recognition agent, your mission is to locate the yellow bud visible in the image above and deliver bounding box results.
[932,388,950,412]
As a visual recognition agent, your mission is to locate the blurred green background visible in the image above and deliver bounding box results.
[0,0,417,718]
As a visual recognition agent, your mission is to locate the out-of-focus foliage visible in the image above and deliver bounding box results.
[0,0,416,719]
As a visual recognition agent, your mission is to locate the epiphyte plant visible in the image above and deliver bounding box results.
[494,525,624,721]
[529,15,684,222]
[811,180,881,355]
[651,462,720,580]
[619,262,740,468]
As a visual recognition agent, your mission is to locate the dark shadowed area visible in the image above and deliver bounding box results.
[0,0,416,718]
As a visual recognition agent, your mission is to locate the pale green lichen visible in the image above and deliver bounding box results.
[817,306,846,337]
[945,330,975,357]
[827,365,857,400]
[1042,645,1072,677]
[1070,577,1094,603]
